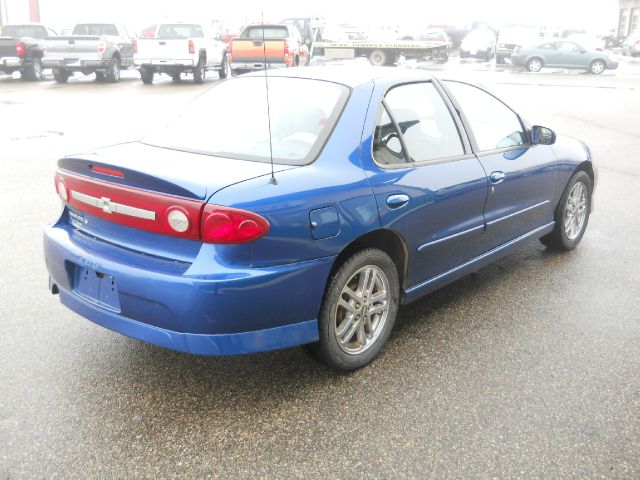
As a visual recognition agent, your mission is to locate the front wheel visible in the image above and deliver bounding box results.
[540,170,592,250]
[311,248,400,371]
[590,59,606,74]
[218,55,229,79]
[527,57,543,72]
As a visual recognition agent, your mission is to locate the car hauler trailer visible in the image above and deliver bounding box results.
[312,39,449,65]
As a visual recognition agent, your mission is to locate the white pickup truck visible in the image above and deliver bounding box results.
[134,23,229,84]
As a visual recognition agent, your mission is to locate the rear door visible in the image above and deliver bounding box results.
[444,80,558,249]
[364,81,488,287]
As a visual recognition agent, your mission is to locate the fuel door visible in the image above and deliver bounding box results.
[309,206,340,240]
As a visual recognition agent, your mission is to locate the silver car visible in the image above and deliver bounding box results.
[511,40,619,74]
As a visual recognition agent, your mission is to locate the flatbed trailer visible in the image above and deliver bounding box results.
[312,40,449,65]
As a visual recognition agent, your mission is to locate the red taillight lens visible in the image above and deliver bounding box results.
[635,40,640,46]
[283,41,290,56]
[188,39,195,54]
[201,204,269,244]
[227,42,232,54]
[54,171,269,244]
[132,39,138,54]
[16,41,26,56]
[98,41,106,54]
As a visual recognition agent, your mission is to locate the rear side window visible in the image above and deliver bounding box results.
[73,24,118,36]
[445,81,526,151]
[373,106,408,166]
[382,82,464,163]
[1,25,48,38]
[244,27,289,39]
[157,24,204,39]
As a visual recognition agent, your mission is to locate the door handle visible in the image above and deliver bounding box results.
[386,194,410,209]
[490,171,506,184]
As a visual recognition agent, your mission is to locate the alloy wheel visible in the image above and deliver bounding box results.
[334,265,390,355]
[564,181,587,240]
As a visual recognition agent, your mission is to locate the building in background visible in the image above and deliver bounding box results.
[619,0,640,37]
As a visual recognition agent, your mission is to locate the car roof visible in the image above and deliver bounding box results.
[243,66,436,88]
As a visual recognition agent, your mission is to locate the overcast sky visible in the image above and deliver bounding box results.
[3,0,619,34]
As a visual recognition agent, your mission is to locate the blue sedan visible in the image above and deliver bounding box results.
[44,67,596,370]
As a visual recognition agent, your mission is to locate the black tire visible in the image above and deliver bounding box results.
[369,49,387,66]
[310,248,400,371]
[193,56,206,84]
[25,57,43,81]
[540,170,592,250]
[95,71,106,82]
[140,67,154,84]
[218,55,229,79]
[105,56,121,83]
[527,57,543,72]
[589,59,606,74]
[53,69,70,83]
[171,72,182,82]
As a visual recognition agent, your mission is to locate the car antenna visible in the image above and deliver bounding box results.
[262,12,277,185]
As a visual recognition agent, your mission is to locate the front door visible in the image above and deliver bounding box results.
[444,80,558,248]
[362,81,488,288]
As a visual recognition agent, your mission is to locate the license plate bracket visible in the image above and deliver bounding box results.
[74,266,121,312]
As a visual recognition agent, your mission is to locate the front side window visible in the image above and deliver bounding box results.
[558,41,581,52]
[143,77,349,166]
[384,82,464,163]
[445,81,526,151]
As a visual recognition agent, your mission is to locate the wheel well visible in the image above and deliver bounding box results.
[576,160,595,186]
[529,56,543,65]
[329,229,409,291]
[199,49,207,62]
[112,51,121,61]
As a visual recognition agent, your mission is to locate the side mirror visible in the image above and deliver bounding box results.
[531,125,556,145]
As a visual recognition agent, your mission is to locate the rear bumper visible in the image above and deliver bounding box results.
[43,57,108,69]
[44,222,333,355]
[230,61,287,70]
[0,56,22,68]
[135,59,195,68]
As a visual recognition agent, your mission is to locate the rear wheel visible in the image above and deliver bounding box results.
[25,58,43,81]
[310,248,400,371]
[527,57,543,72]
[140,67,154,84]
[590,59,605,74]
[95,71,106,82]
[53,69,70,83]
[105,57,121,83]
[369,49,387,66]
[540,170,592,250]
[193,56,206,84]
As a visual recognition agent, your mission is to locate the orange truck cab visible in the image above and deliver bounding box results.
[229,23,308,74]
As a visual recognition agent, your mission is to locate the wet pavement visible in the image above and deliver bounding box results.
[1,60,639,478]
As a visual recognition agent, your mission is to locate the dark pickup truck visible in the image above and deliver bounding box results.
[0,24,55,80]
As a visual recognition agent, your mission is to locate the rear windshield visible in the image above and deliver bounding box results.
[73,24,118,36]
[244,26,288,39]
[143,77,349,166]
[1,25,48,38]
[157,24,204,39]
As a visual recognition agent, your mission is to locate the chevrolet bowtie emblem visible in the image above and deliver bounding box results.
[100,197,114,214]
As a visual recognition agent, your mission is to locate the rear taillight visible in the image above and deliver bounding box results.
[201,204,270,244]
[188,39,195,54]
[132,39,138,54]
[55,171,269,244]
[283,41,290,57]
[98,41,106,54]
[16,41,26,56]
[635,40,640,45]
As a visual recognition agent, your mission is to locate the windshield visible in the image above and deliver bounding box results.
[157,24,204,39]
[73,24,119,36]
[2,25,48,38]
[143,77,350,166]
